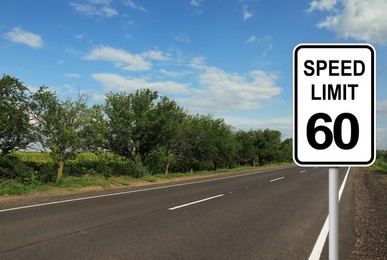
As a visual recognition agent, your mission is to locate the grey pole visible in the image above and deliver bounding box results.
[329,167,339,260]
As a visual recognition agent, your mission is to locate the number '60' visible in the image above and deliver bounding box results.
[307,113,359,150]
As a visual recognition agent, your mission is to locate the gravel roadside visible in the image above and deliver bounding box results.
[351,167,387,259]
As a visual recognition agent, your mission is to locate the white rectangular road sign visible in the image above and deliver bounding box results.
[293,44,375,166]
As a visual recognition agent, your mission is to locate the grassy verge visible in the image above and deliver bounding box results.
[0,175,136,196]
[0,162,294,197]
[373,159,387,174]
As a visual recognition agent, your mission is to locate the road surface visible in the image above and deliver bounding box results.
[0,166,355,259]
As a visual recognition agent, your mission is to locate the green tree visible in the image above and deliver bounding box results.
[105,90,189,175]
[176,115,217,171]
[104,89,159,165]
[210,118,238,169]
[235,130,256,166]
[148,96,186,174]
[253,129,282,165]
[173,115,237,172]
[0,75,33,155]
[280,138,293,162]
[31,87,87,179]
[79,104,109,152]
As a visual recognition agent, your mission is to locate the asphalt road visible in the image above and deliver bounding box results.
[0,166,355,259]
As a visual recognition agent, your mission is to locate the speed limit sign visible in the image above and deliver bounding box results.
[293,44,375,166]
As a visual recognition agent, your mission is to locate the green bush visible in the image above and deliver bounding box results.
[63,152,140,178]
[10,152,154,180]
[373,159,387,173]
[0,155,35,182]
[9,152,56,182]
[376,150,387,162]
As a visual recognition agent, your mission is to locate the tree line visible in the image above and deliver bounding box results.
[0,74,292,181]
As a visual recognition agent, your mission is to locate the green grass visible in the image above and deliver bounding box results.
[0,176,135,196]
[0,179,52,196]
[0,162,294,196]
[373,159,387,173]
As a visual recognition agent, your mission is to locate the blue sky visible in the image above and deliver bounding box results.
[1,0,387,149]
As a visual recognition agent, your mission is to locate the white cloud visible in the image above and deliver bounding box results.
[70,1,118,17]
[91,92,106,101]
[84,46,173,71]
[261,43,273,57]
[190,0,201,7]
[4,27,43,48]
[184,59,282,114]
[91,73,191,94]
[245,35,257,43]
[89,52,282,117]
[190,56,207,70]
[171,33,191,44]
[376,128,387,150]
[309,0,387,44]
[257,35,273,42]
[222,116,292,137]
[142,50,170,61]
[87,0,112,4]
[307,0,337,12]
[123,0,149,13]
[63,73,81,78]
[377,100,387,117]
[243,5,253,21]
[99,6,118,17]
[84,46,151,71]
[159,69,191,78]
[245,35,273,44]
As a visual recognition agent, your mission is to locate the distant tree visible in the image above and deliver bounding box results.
[0,74,33,155]
[254,129,282,165]
[147,96,186,174]
[173,115,237,172]
[105,89,190,175]
[176,115,217,171]
[280,138,293,162]
[235,130,256,166]
[105,89,161,165]
[31,87,87,179]
[210,118,238,169]
[79,104,109,152]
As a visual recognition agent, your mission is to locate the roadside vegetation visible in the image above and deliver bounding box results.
[374,150,387,173]
[0,161,292,196]
[1,74,386,196]
[0,74,293,196]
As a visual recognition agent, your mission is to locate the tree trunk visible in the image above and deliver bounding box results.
[57,160,64,180]
[165,163,170,175]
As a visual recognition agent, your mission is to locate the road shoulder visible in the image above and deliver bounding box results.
[351,167,387,259]
[0,165,296,210]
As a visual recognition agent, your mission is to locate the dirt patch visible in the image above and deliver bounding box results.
[351,167,387,259]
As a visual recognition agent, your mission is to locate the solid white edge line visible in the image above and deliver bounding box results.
[308,167,351,260]
[0,166,298,213]
[168,194,224,211]
[270,177,285,182]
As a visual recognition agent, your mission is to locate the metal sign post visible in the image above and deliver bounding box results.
[329,167,339,260]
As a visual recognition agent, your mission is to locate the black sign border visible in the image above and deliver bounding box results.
[293,44,375,166]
